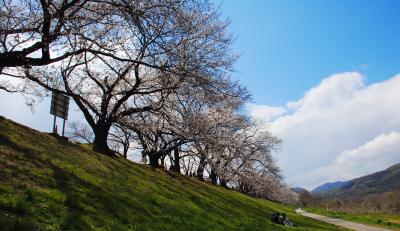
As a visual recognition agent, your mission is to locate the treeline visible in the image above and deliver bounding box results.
[0,0,298,203]
[299,189,400,213]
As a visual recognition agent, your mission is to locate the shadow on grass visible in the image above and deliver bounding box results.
[48,161,141,230]
[49,162,93,230]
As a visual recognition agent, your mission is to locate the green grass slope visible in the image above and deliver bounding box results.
[0,116,345,231]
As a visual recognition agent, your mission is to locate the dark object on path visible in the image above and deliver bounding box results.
[271,213,295,226]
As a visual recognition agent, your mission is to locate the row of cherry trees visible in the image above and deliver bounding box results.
[0,0,298,203]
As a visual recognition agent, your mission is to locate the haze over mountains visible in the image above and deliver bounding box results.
[311,182,346,194]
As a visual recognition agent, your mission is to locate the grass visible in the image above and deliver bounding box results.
[0,116,347,230]
[305,207,400,230]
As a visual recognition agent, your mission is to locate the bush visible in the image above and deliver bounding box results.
[25,188,35,202]
[8,195,27,214]
[0,215,37,231]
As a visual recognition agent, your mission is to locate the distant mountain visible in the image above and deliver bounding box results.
[317,163,400,200]
[311,181,346,194]
[292,187,308,194]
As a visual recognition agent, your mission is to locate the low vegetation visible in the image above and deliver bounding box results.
[305,207,400,230]
[299,181,400,231]
[300,188,400,212]
[300,185,400,230]
[0,116,346,230]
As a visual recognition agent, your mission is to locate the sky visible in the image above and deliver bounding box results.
[215,0,400,189]
[218,0,400,105]
[1,1,400,190]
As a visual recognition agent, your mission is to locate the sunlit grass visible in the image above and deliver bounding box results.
[0,116,346,230]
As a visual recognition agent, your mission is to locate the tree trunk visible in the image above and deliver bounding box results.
[196,155,206,180]
[122,140,129,159]
[148,153,160,168]
[123,147,128,159]
[220,178,227,188]
[93,122,111,154]
[172,146,180,173]
[210,168,218,185]
[160,154,166,168]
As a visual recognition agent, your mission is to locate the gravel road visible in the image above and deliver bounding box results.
[295,208,391,231]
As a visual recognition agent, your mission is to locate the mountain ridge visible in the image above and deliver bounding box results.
[312,163,400,200]
[311,181,346,194]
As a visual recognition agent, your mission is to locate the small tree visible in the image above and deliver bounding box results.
[108,124,135,158]
[67,121,94,143]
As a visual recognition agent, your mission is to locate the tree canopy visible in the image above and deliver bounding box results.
[1,0,298,204]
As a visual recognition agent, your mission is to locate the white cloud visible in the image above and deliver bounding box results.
[250,72,400,189]
[247,103,287,121]
[291,132,400,190]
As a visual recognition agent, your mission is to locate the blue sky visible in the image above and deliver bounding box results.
[217,1,400,189]
[217,0,400,105]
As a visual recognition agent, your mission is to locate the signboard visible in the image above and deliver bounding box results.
[50,92,70,120]
[50,92,70,136]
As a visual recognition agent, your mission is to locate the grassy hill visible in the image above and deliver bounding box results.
[0,116,345,230]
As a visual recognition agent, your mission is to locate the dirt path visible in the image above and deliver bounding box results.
[295,208,391,231]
